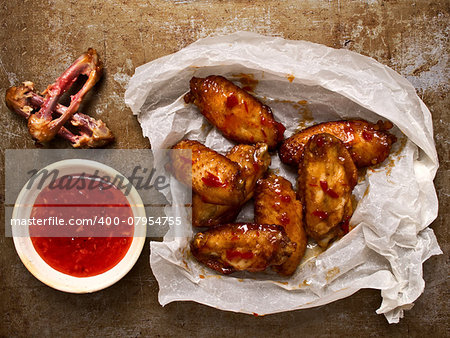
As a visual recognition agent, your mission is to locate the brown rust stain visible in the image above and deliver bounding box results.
[411,58,439,76]
[200,122,210,132]
[206,274,222,279]
[233,73,259,92]
[296,101,314,130]
[299,279,311,288]
[326,267,340,282]
[272,99,298,105]
[367,136,407,177]
[299,241,324,267]
[385,158,395,177]
[393,136,408,157]
[287,74,295,83]
[265,98,314,130]
[363,185,370,198]
[276,281,288,285]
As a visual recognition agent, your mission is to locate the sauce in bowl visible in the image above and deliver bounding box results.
[29,174,134,277]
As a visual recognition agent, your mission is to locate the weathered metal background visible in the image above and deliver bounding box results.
[1,0,448,336]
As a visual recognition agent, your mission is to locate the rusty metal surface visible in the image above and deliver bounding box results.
[0,0,448,336]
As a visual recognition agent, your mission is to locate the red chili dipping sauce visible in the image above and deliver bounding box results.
[29,173,134,277]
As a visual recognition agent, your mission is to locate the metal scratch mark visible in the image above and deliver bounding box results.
[0,57,19,86]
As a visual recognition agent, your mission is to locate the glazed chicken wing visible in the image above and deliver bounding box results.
[170,140,245,205]
[192,143,271,227]
[226,143,271,195]
[184,75,285,149]
[192,194,239,228]
[298,133,357,248]
[279,120,397,167]
[191,223,296,274]
[254,174,307,276]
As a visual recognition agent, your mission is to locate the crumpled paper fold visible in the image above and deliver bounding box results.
[125,32,441,323]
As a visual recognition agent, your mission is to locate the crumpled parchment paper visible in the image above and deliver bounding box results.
[124,32,441,323]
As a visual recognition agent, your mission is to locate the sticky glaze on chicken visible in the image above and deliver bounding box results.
[192,143,271,227]
[184,75,285,149]
[279,120,397,167]
[170,140,245,205]
[254,173,307,276]
[191,223,296,274]
[297,133,357,248]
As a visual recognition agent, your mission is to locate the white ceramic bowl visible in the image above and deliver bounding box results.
[12,159,146,293]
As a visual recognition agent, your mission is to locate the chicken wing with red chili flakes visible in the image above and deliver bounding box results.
[170,140,245,205]
[254,174,307,276]
[192,143,271,227]
[279,119,397,168]
[191,223,296,274]
[297,133,358,248]
[184,75,285,149]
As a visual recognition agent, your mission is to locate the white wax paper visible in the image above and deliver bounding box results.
[124,32,441,323]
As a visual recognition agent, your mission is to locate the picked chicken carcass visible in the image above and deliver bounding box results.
[279,119,397,168]
[254,173,307,276]
[190,223,296,274]
[5,82,113,148]
[184,75,285,149]
[5,49,112,147]
[170,140,245,205]
[192,143,271,227]
[297,133,358,248]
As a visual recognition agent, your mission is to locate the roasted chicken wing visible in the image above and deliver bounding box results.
[184,75,285,149]
[192,143,271,227]
[170,140,245,205]
[254,174,307,276]
[191,223,296,274]
[298,133,357,248]
[227,143,271,195]
[279,119,397,168]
